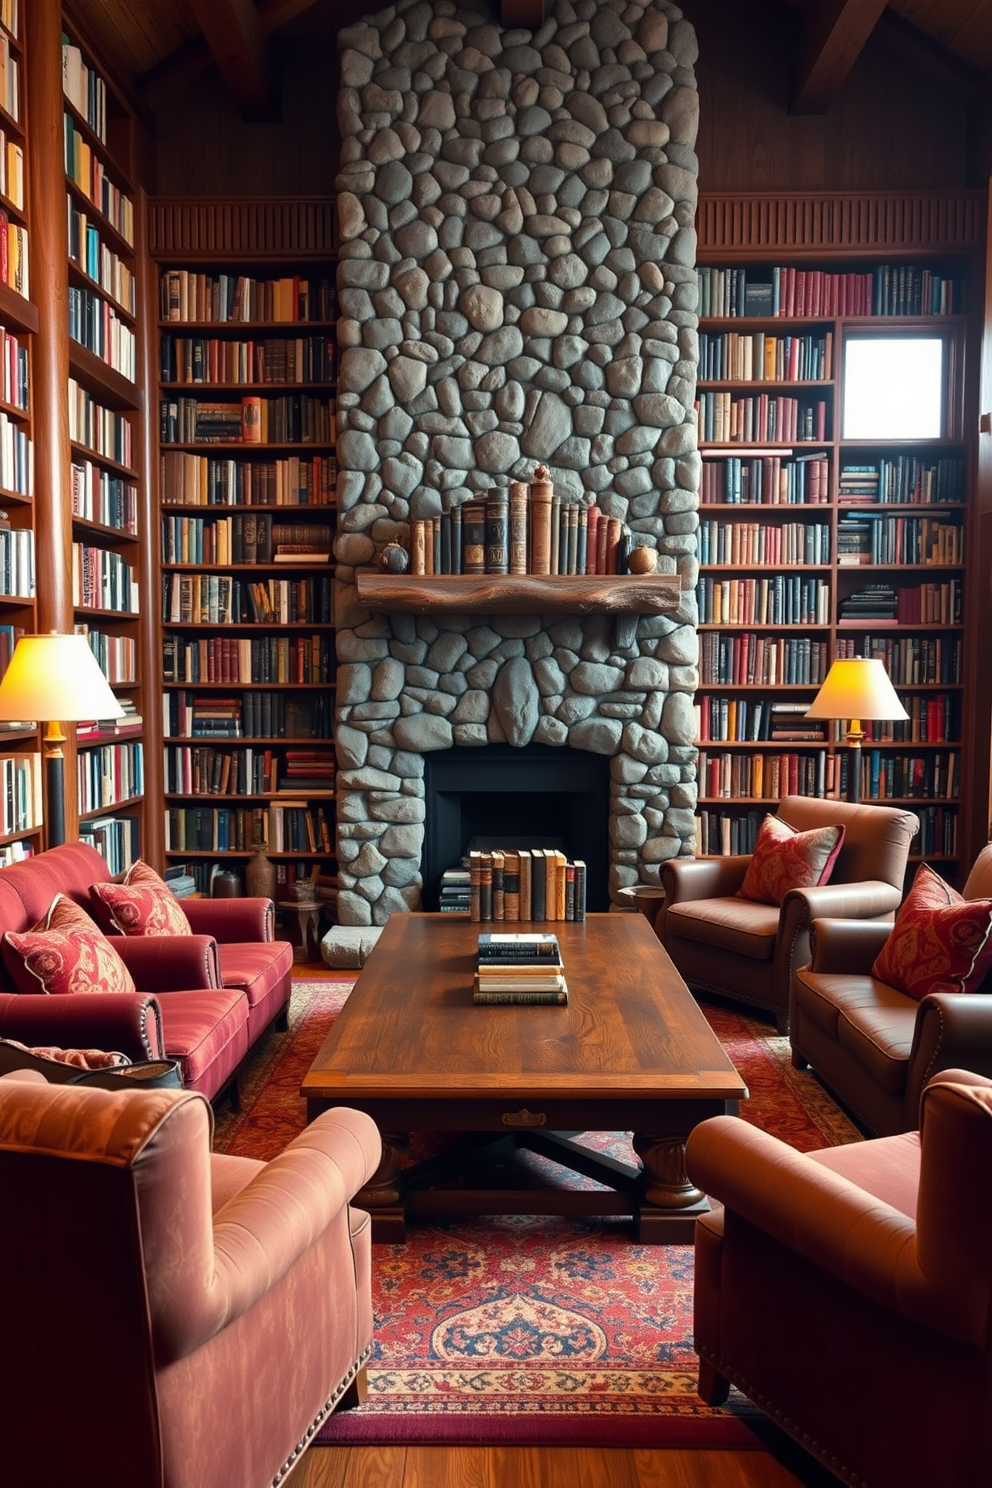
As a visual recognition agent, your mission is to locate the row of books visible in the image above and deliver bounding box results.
[698,750,838,803]
[697,265,961,320]
[838,456,965,506]
[0,36,19,126]
[159,334,337,386]
[80,814,139,876]
[695,697,827,744]
[698,575,831,626]
[70,460,137,533]
[68,286,135,381]
[164,801,333,854]
[457,848,588,923]
[77,625,135,685]
[836,514,964,567]
[0,840,33,868]
[161,573,332,625]
[0,209,27,298]
[0,324,27,411]
[68,379,133,468]
[699,802,959,861]
[698,331,833,382]
[698,519,830,568]
[695,391,829,444]
[0,406,31,495]
[77,741,143,814]
[76,696,142,741]
[68,203,135,313]
[0,132,21,211]
[838,581,962,625]
[0,620,21,681]
[160,513,332,566]
[474,933,567,1006]
[159,272,337,326]
[164,689,331,741]
[62,35,107,141]
[834,634,961,685]
[159,452,337,507]
[908,805,958,858]
[162,633,332,686]
[0,524,32,599]
[164,744,334,797]
[72,543,138,614]
[159,395,334,446]
[410,499,631,577]
[63,114,134,246]
[0,752,39,836]
[700,633,830,687]
[842,750,960,801]
[699,452,829,506]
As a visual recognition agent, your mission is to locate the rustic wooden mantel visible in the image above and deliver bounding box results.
[355,572,682,616]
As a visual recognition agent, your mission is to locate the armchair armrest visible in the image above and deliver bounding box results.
[114,936,220,991]
[686,1115,980,1347]
[660,856,750,904]
[156,1106,381,1362]
[182,897,274,942]
[807,917,895,974]
[904,994,992,1129]
[785,880,901,923]
[0,991,164,1061]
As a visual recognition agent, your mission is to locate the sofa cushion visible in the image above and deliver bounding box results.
[738,813,844,906]
[2,896,137,999]
[872,862,992,1002]
[834,987,920,1096]
[156,988,249,1096]
[90,861,192,939]
[218,941,293,1013]
[665,895,780,960]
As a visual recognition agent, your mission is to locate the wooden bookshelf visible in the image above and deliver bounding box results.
[694,194,983,880]
[149,198,338,900]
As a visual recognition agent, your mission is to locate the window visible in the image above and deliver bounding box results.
[842,336,944,440]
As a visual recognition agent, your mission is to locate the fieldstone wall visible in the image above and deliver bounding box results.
[333,0,700,927]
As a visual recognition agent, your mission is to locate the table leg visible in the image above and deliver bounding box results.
[357,1131,410,1242]
[632,1131,708,1242]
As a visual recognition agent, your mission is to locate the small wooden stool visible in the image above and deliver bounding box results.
[278,900,323,962]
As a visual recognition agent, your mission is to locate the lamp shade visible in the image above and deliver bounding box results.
[805,658,908,723]
[0,634,125,723]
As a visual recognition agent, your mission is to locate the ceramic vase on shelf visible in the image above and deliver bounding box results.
[245,846,276,902]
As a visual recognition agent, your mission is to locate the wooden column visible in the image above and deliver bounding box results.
[135,188,164,868]
[27,0,77,844]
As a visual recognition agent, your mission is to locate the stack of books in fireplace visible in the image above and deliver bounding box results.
[472,932,568,1006]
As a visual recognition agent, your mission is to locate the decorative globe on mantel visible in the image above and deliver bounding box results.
[628,545,659,575]
[378,540,409,574]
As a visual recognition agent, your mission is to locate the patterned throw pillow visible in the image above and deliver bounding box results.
[90,860,192,938]
[737,813,845,907]
[2,895,137,997]
[872,862,992,1001]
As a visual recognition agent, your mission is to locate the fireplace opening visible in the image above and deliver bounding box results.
[422,744,610,912]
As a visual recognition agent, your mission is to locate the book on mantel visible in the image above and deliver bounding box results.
[473,932,568,1005]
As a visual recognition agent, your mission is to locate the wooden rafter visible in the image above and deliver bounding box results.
[501,0,546,27]
[184,0,275,120]
[791,0,888,115]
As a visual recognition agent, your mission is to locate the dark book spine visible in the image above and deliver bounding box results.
[485,491,509,574]
[473,989,567,1005]
[462,503,486,574]
[451,504,462,575]
[440,511,452,573]
[530,851,546,922]
[479,854,493,921]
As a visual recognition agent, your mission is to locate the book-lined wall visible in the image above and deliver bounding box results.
[148,199,339,905]
[61,20,146,872]
[0,1,41,863]
[692,200,982,880]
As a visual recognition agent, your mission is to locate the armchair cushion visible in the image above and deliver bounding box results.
[90,861,192,939]
[2,895,137,998]
[665,894,780,960]
[738,812,844,906]
[871,862,992,1002]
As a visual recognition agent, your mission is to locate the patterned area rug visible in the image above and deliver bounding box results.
[214,976,860,1447]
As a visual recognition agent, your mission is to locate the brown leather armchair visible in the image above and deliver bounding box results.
[686,1069,992,1488]
[656,796,918,1031]
[0,1078,381,1488]
[791,843,992,1134]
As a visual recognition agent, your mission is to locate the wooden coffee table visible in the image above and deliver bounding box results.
[302,912,747,1242]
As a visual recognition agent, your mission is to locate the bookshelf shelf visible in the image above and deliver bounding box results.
[356,572,682,616]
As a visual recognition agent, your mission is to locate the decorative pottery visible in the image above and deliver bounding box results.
[245,848,277,901]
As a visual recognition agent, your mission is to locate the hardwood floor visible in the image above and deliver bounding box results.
[285,1444,819,1487]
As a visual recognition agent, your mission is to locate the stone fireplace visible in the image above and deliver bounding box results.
[333,0,700,927]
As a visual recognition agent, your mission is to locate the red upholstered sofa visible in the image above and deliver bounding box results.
[0,843,292,1100]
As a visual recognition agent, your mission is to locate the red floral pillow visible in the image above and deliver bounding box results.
[2,895,136,997]
[872,862,992,1001]
[90,860,192,938]
[737,813,845,907]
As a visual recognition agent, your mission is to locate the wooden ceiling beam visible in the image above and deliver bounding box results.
[185,0,275,120]
[501,0,546,27]
[791,0,888,114]
[140,0,324,114]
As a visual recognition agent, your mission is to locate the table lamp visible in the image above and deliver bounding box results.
[0,633,125,846]
[805,657,908,804]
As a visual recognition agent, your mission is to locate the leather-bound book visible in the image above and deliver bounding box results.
[585,505,599,573]
[529,467,553,575]
[461,501,486,573]
[503,852,520,921]
[549,494,561,573]
[411,519,427,575]
[509,481,529,573]
[451,504,462,574]
[485,489,509,573]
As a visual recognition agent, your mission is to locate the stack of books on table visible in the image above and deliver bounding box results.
[439,866,471,914]
[473,932,568,1006]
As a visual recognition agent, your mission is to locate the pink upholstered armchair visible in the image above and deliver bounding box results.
[0,1077,380,1488]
